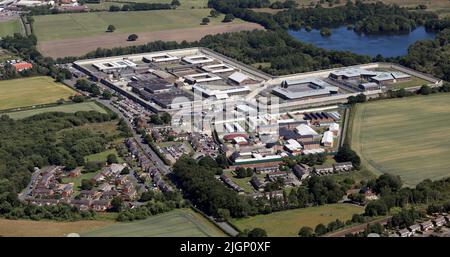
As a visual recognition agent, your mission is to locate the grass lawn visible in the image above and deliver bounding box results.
[390,76,430,90]
[222,170,267,194]
[231,204,364,237]
[82,208,227,237]
[1,101,106,120]
[84,148,124,163]
[0,218,113,237]
[33,9,242,42]
[0,19,22,37]
[0,77,76,111]
[351,94,450,186]
[62,172,98,193]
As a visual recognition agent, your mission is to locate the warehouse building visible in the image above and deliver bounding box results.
[272,78,339,100]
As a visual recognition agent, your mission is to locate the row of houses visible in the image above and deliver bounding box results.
[397,215,449,237]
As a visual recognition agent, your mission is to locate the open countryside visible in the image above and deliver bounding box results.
[34,9,263,57]
[88,0,208,10]
[82,209,227,237]
[0,218,113,237]
[2,101,107,120]
[0,19,22,37]
[351,94,450,186]
[231,204,364,237]
[0,76,76,110]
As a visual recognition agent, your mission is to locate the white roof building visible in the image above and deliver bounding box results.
[233,137,247,144]
[329,123,340,132]
[202,63,235,74]
[229,72,249,84]
[285,139,302,152]
[321,131,334,146]
[295,124,318,136]
[143,53,179,63]
[182,54,215,64]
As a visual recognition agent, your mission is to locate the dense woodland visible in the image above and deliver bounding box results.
[0,111,121,220]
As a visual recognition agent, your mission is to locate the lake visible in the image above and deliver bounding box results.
[288,26,436,57]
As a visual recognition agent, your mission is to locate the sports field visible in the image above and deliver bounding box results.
[350,94,450,186]
[83,209,227,237]
[0,19,22,37]
[231,204,364,237]
[2,101,106,119]
[0,218,113,237]
[0,77,76,111]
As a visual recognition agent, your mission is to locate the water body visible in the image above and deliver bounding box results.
[288,26,436,57]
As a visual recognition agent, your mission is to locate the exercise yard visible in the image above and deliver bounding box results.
[82,209,227,237]
[231,204,364,237]
[350,94,450,186]
[0,76,76,111]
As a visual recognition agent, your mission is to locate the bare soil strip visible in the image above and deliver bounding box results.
[38,23,264,58]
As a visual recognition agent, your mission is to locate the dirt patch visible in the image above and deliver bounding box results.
[38,23,264,58]
[0,218,113,237]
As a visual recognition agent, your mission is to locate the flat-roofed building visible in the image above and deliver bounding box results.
[359,82,381,91]
[93,59,137,71]
[272,78,339,100]
[182,54,215,64]
[295,124,318,137]
[321,131,334,147]
[143,53,179,63]
[201,63,234,74]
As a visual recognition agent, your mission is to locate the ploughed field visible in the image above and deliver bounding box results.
[351,94,450,186]
[231,204,364,237]
[0,76,76,111]
[82,209,227,237]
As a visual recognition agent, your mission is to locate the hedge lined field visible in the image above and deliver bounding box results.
[0,77,76,111]
[231,204,364,237]
[2,102,106,119]
[33,9,240,41]
[351,94,450,186]
[82,209,227,237]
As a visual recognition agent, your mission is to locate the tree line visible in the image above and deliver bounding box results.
[0,111,119,220]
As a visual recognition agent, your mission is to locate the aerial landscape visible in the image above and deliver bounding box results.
[1,0,450,247]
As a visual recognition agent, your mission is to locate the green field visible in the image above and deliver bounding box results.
[33,9,237,41]
[82,209,227,237]
[0,77,76,111]
[351,94,450,186]
[85,148,124,163]
[231,204,364,237]
[62,171,98,193]
[0,19,22,37]
[1,102,106,119]
[88,0,208,10]
[390,77,430,90]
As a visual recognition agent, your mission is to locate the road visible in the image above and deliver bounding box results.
[97,99,171,175]
[18,168,41,201]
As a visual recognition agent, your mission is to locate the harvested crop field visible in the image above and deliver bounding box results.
[350,94,450,186]
[83,209,227,237]
[0,218,113,237]
[38,23,263,58]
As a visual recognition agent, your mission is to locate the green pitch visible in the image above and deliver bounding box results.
[0,76,76,111]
